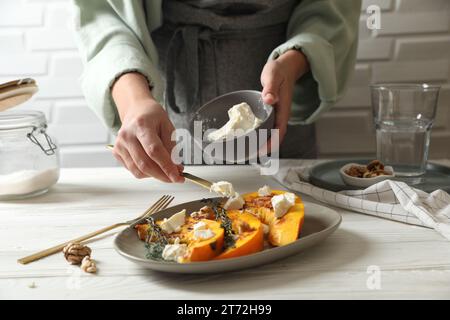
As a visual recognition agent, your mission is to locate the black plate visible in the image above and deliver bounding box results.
[310,159,450,193]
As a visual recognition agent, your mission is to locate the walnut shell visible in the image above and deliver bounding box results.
[63,242,92,265]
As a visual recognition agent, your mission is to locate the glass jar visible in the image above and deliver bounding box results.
[0,110,60,200]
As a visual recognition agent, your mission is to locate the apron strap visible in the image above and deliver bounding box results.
[160,0,298,114]
[166,25,218,114]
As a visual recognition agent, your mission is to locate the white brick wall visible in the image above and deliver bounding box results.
[317,0,450,159]
[0,0,449,167]
[0,0,114,167]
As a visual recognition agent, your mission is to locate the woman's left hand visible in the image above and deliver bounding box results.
[260,49,310,151]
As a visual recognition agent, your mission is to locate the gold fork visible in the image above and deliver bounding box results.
[17,195,174,265]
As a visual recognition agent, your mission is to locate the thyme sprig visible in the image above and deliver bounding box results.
[144,242,165,261]
[144,216,169,260]
[201,198,236,249]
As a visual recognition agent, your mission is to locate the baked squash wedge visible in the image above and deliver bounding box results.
[243,190,304,246]
[136,218,224,262]
[180,219,224,262]
[214,211,264,260]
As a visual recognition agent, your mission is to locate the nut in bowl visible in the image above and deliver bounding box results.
[340,160,395,188]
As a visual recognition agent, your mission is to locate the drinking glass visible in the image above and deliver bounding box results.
[370,84,440,177]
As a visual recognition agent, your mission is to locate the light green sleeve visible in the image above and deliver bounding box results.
[72,0,163,133]
[270,0,362,125]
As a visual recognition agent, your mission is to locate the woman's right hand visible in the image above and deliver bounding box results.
[111,72,184,183]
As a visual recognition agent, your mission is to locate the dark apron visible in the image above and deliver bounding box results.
[151,0,317,159]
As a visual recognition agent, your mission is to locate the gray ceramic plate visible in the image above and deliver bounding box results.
[114,198,341,274]
[310,159,450,193]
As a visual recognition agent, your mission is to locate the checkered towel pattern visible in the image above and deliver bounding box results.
[274,163,450,241]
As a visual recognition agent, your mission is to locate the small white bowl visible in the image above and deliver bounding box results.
[339,163,395,188]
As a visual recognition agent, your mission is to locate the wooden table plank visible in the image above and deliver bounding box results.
[1,162,450,299]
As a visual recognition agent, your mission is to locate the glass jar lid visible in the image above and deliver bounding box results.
[0,78,38,112]
[0,110,46,130]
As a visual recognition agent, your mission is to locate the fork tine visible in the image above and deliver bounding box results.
[145,195,169,215]
[137,195,170,219]
[156,195,173,212]
[148,195,174,215]
[143,195,174,219]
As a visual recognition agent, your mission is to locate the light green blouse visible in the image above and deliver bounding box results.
[72,0,362,133]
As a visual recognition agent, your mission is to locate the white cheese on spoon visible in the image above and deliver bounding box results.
[210,181,236,197]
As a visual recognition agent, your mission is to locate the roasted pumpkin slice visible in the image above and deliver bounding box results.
[268,204,304,246]
[180,219,224,262]
[243,190,304,247]
[214,211,264,260]
[135,216,198,242]
[135,223,149,241]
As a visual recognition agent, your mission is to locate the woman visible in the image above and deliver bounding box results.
[73,0,361,183]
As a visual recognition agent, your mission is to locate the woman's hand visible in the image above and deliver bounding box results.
[260,49,310,151]
[111,72,184,183]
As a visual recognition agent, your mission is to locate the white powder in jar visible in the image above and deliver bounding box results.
[0,169,59,196]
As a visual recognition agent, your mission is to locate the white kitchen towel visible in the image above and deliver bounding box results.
[273,163,450,241]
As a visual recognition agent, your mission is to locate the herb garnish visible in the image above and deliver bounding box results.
[144,242,165,261]
[201,198,236,249]
[144,217,169,261]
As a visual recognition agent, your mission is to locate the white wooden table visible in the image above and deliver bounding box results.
[1,161,450,299]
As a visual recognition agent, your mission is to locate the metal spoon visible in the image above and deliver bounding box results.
[106,144,212,190]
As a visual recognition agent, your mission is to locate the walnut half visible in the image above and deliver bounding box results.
[346,160,390,178]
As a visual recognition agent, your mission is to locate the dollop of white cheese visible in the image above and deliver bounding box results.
[160,209,186,234]
[192,221,216,240]
[258,185,272,197]
[207,102,263,141]
[162,238,187,263]
[193,228,216,240]
[193,221,207,231]
[210,181,236,198]
[271,192,296,218]
[223,193,245,210]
